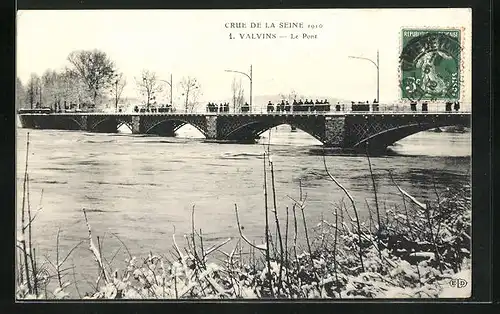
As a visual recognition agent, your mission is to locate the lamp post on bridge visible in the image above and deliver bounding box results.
[114,79,118,112]
[348,50,380,105]
[159,74,173,109]
[225,64,252,113]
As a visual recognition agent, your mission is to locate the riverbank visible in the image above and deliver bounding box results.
[16,183,471,299]
[16,134,471,299]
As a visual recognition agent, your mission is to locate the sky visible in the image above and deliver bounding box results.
[17,9,472,105]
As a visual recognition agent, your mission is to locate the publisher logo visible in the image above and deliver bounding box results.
[449,278,468,288]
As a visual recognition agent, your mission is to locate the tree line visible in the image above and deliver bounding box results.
[16,49,204,113]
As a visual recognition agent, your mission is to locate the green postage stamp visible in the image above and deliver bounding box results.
[400,29,462,101]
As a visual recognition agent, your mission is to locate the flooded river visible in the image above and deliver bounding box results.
[15,124,471,295]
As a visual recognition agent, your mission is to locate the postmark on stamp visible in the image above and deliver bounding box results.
[399,29,462,101]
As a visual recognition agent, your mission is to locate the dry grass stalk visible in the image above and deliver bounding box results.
[365,145,382,262]
[322,154,365,273]
[82,208,110,284]
[234,204,264,252]
[262,152,274,297]
[20,132,32,293]
[268,158,285,295]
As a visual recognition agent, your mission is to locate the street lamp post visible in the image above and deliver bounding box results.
[115,79,118,112]
[225,64,252,112]
[348,50,379,104]
[159,74,173,108]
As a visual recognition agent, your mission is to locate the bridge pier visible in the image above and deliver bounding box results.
[18,115,37,129]
[324,116,345,147]
[131,116,141,134]
[205,116,218,140]
[79,116,88,131]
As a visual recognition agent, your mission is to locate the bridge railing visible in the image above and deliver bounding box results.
[41,103,471,115]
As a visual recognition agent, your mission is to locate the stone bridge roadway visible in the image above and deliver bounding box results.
[19,112,471,152]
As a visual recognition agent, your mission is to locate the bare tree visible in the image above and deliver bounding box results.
[67,70,90,109]
[231,78,245,113]
[180,76,200,113]
[136,69,162,108]
[16,77,26,110]
[42,69,62,110]
[279,89,298,103]
[58,68,86,109]
[42,68,90,111]
[67,49,116,107]
[109,73,127,112]
[237,84,245,111]
[189,85,202,113]
[25,73,41,109]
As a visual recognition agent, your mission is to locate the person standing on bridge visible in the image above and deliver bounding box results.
[422,102,428,112]
[454,101,460,112]
[445,101,452,112]
[242,102,250,113]
[304,99,309,112]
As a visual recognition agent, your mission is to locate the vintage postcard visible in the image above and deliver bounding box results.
[16,8,472,299]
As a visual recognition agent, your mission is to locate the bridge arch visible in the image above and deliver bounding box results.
[62,117,86,130]
[144,118,208,138]
[353,121,469,151]
[259,123,324,145]
[223,119,326,143]
[89,117,110,130]
[116,120,134,132]
[88,116,134,133]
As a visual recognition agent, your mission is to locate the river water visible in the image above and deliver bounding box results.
[15,124,471,296]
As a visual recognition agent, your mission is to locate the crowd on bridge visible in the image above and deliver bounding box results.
[266,99,331,113]
[25,98,462,116]
[349,100,379,112]
[206,102,251,113]
[408,101,461,112]
[204,99,332,114]
[132,100,461,114]
[206,102,230,113]
[134,104,175,113]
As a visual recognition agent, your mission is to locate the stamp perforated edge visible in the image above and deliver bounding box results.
[397,26,467,105]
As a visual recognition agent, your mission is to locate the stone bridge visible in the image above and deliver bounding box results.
[18,112,471,152]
